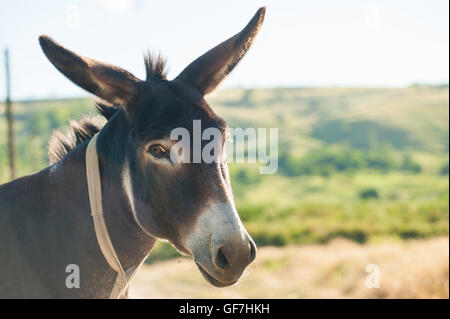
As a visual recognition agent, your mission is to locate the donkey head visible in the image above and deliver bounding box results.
[39,7,265,287]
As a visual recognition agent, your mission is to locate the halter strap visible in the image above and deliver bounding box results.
[86,133,127,298]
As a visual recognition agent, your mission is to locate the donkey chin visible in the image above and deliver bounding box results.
[185,202,257,287]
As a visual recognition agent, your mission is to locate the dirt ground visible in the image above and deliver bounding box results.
[129,237,449,299]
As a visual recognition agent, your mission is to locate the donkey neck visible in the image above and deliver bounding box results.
[92,109,156,270]
[52,109,155,273]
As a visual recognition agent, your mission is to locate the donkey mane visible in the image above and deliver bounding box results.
[48,102,118,164]
[48,52,168,164]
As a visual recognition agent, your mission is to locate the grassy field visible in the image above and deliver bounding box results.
[149,170,448,262]
[0,86,448,297]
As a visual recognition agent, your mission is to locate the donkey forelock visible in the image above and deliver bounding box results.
[144,52,167,81]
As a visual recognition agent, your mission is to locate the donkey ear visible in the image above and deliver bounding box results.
[39,35,140,106]
[175,7,266,95]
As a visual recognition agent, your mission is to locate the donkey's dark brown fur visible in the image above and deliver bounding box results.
[0,7,265,298]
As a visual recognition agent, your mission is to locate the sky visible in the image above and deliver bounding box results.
[0,0,448,100]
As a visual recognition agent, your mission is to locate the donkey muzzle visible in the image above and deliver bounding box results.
[187,202,257,287]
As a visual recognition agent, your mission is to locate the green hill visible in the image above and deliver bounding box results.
[210,87,449,153]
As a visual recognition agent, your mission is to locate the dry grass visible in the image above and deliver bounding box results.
[129,237,449,299]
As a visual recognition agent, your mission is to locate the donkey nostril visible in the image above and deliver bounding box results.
[215,247,229,269]
[249,240,257,263]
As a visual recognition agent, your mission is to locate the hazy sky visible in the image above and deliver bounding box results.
[0,0,448,100]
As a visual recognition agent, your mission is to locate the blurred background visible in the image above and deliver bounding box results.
[0,0,448,298]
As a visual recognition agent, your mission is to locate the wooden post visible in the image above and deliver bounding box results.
[4,48,16,180]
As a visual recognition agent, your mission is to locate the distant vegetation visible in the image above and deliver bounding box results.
[409,83,449,89]
[311,119,420,150]
[358,187,379,200]
[1,87,448,263]
[278,147,422,177]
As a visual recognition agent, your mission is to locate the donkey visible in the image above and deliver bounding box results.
[0,7,265,298]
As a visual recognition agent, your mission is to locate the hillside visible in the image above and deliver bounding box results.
[1,87,448,178]
[210,87,449,154]
[0,87,448,254]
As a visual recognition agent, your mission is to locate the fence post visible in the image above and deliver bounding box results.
[4,48,16,180]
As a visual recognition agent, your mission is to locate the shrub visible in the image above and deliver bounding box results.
[359,187,379,200]
[440,163,449,175]
[400,154,422,173]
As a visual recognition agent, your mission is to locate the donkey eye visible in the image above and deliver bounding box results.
[148,144,168,158]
